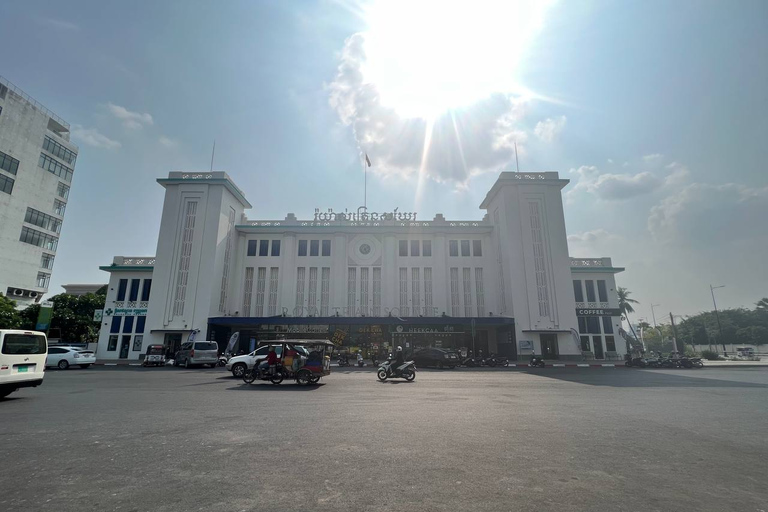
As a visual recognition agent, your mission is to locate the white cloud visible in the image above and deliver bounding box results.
[71,125,121,149]
[567,229,625,258]
[534,115,567,143]
[642,153,663,163]
[39,18,79,31]
[327,33,532,185]
[158,136,177,148]
[568,166,662,201]
[107,103,153,129]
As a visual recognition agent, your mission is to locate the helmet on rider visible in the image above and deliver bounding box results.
[397,346,403,352]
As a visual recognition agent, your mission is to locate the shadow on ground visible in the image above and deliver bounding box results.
[523,368,768,388]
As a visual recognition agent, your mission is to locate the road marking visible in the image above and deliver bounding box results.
[552,363,565,367]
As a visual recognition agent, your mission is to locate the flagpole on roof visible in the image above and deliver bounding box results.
[364,152,372,209]
[514,141,520,173]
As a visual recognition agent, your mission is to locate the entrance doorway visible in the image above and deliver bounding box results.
[164,333,182,359]
[540,334,559,359]
[593,336,604,359]
[119,335,131,359]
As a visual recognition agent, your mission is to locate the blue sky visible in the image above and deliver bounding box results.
[1,0,766,320]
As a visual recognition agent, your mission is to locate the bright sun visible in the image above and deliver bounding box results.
[362,0,555,120]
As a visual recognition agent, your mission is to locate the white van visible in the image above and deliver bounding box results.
[0,330,48,399]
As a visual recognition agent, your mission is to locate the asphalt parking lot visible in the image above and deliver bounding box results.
[2,366,767,512]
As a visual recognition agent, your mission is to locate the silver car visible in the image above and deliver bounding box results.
[174,341,219,368]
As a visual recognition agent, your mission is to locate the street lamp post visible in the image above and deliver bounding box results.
[710,285,726,355]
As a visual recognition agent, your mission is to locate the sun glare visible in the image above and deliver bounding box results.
[362,0,555,120]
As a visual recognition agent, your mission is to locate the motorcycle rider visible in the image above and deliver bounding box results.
[258,346,279,375]
[390,346,405,376]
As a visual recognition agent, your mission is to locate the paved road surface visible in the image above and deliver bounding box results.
[1,366,767,512]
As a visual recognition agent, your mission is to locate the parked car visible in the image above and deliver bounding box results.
[226,345,284,378]
[45,347,96,369]
[174,341,220,368]
[412,348,460,369]
[1,329,48,398]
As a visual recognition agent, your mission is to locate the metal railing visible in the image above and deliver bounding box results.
[0,76,70,130]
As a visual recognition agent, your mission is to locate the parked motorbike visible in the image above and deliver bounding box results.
[462,357,480,367]
[483,355,509,367]
[625,357,648,368]
[337,354,350,367]
[356,353,365,367]
[377,359,416,381]
[217,354,229,367]
[529,354,546,368]
[242,364,286,385]
[370,355,379,367]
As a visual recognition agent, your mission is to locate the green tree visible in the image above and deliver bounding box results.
[756,298,768,311]
[0,293,23,329]
[39,292,106,342]
[617,287,640,340]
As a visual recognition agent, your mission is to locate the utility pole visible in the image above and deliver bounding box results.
[710,285,726,355]
[669,312,680,354]
[650,304,661,348]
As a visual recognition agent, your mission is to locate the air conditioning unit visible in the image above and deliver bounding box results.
[13,289,24,296]
[29,291,38,298]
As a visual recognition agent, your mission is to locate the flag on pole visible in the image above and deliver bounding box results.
[365,153,371,167]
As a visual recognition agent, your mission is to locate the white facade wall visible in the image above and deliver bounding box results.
[96,170,625,362]
[0,78,77,305]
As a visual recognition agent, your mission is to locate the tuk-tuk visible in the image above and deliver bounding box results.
[243,339,335,386]
[142,345,166,367]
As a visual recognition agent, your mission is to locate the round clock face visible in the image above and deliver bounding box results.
[359,243,372,255]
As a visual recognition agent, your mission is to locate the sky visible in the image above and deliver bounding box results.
[1,0,766,322]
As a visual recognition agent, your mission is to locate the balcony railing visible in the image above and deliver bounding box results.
[0,76,70,130]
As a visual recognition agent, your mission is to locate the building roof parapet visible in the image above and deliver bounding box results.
[99,256,156,272]
[479,171,570,209]
[157,171,252,209]
[0,76,71,131]
[569,257,624,273]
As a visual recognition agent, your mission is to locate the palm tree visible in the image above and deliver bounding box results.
[618,287,640,341]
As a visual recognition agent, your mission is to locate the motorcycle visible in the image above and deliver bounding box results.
[462,356,481,367]
[242,364,286,385]
[625,357,648,368]
[357,354,365,367]
[217,354,229,367]
[529,354,546,368]
[337,354,350,367]
[377,359,416,381]
[370,355,379,367]
[483,355,509,367]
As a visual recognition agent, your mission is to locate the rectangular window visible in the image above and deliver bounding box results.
[43,136,77,165]
[310,240,319,257]
[54,199,66,216]
[123,316,134,333]
[298,240,308,256]
[321,239,331,256]
[107,335,118,351]
[173,201,197,316]
[399,267,408,316]
[450,268,460,316]
[136,316,146,334]
[242,267,254,316]
[247,240,258,256]
[129,279,140,301]
[116,279,128,301]
[0,173,14,195]
[586,316,601,334]
[462,268,472,317]
[424,267,433,314]
[360,267,369,316]
[597,280,608,302]
[529,202,550,317]
[25,207,60,232]
[19,226,59,250]
[141,279,152,301]
[0,150,20,175]
[219,207,235,314]
[132,335,143,352]
[399,240,408,257]
[578,316,587,333]
[449,240,459,257]
[347,267,357,313]
[57,182,69,199]
[411,268,420,315]
[267,267,279,316]
[410,240,420,257]
[36,272,50,289]
[573,280,584,302]
[38,153,74,182]
[602,317,614,334]
[460,240,470,257]
[472,240,482,257]
[271,240,281,256]
[259,240,269,257]
[320,267,330,316]
[255,267,267,316]
[307,267,318,313]
[605,336,616,352]
[41,253,55,270]
[295,267,306,309]
[110,316,121,334]
[585,280,596,302]
[372,267,381,316]
[475,268,485,316]
[422,240,432,257]
[580,336,591,352]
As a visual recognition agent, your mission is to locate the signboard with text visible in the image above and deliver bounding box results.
[575,308,621,317]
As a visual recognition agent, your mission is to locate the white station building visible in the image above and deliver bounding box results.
[95,170,631,362]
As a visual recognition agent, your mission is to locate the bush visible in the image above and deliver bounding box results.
[701,350,720,361]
